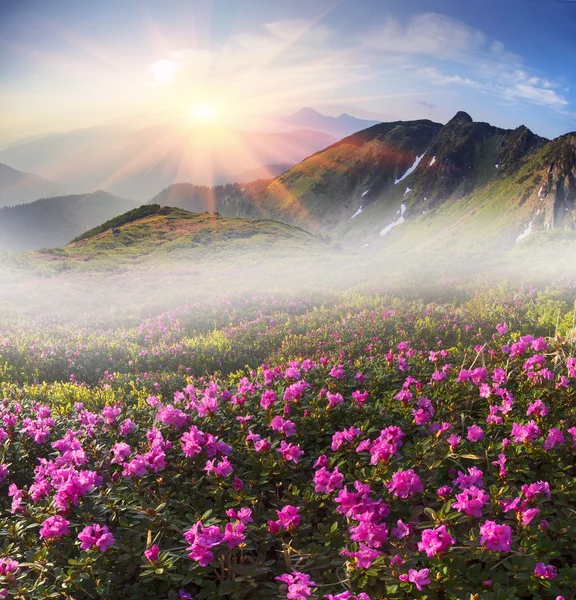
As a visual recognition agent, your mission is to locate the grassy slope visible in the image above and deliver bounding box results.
[26,207,327,271]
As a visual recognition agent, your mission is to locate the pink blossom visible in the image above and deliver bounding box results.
[453,466,484,489]
[386,469,423,498]
[277,441,304,464]
[534,563,557,579]
[341,544,382,569]
[467,425,484,442]
[391,519,410,540]
[452,486,490,517]
[313,466,345,494]
[204,457,233,478]
[40,515,70,540]
[479,520,512,552]
[78,524,115,552]
[0,558,19,578]
[144,544,160,562]
[544,428,565,450]
[260,390,277,409]
[403,568,431,591]
[276,572,317,600]
[418,525,456,557]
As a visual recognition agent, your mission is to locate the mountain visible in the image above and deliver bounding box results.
[0,163,67,207]
[223,163,293,184]
[0,123,336,201]
[30,205,326,268]
[281,108,382,138]
[256,111,576,253]
[0,191,136,252]
[149,119,444,230]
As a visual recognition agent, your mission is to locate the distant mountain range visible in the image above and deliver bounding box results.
[280,107,381,139]
[0,163,67,207]
[0,191,135,251]
[0,122,336,201]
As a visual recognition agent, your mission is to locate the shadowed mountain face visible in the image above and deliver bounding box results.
[0,163,67,207]
[0,191,135,252]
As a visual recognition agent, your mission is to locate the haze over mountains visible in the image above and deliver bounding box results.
[0,191,135,252]
[1,108,576,256]
[279,108,382,139]
[0,118,337,201]
[0,163,67,207]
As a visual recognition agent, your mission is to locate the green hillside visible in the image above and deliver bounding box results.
[30,205,328,270]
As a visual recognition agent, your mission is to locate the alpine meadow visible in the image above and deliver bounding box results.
[1,1,576,599]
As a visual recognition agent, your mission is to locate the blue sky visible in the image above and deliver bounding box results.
[1,0,575,142]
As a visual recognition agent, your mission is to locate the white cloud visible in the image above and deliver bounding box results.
[363,12,569,115]
[363,13,486,58]
[502,83,568,109]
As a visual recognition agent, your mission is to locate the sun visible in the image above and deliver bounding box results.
[191,103,216,124]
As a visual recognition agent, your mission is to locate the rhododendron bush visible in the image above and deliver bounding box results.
[0,287,575,598]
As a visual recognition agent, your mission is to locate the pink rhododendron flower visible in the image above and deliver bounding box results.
[511,421,541,444]
[204,457,233,478]
[276,572,316,600]
[270,416,297,437]
[341,544,382,569]
[226,508,253,524]
[268,505,301,532]
[260,390,277,409]
[447,434,461,450]
[527,399,548,418]
[418,525,456,557]
[479,521,512,552]
[400,568,431,591]
[0,558,19,578]
[78,524,115,552]
[453,466,484,489]
[277,441,304,464]
[467,425,484,442]
[40,515,70,540]
[452,486,490,517]
[332,427,361,451]
[391,519,410,539]
[144,544,160,562]
[544,428,565,450]
[386,469,423,498]
[313,466,345,493]
[534,563,557,579]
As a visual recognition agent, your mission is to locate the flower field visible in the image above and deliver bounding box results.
[0,287,575,599]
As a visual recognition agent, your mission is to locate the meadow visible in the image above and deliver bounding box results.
[0,284,575,599]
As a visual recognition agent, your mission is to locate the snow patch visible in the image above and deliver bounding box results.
[404,187,412,196]
[495,164,499,169]
[362,190,369,198]
[395,154,425,184]
[516,222,533,244]
[538,186,544,199]
[350,206,363,220]
[380,204,407,237]
[429,156,437,167]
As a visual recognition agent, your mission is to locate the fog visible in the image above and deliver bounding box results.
[2,243,576,330]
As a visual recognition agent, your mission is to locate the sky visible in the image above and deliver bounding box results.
[1,0,576,143]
